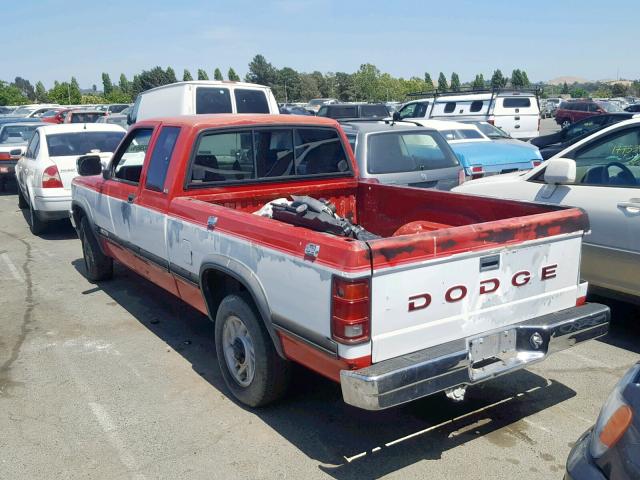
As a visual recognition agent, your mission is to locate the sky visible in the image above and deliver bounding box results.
[5,0,639,89]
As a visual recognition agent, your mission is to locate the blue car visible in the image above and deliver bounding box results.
[413,120,542,178]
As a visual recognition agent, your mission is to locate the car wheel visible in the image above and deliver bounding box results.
[561,119,571,129]
[215,293,290,408]
[17,188,28,209]
[79,216,113,282]
[27,200,47,235]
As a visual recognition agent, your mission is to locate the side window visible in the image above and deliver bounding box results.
[234,89,270,114]
[112,128,153,184]
[294,128,350,175]
[574,127,640,187]
[470,100,484,112]
[196,87,232,114]
[190,131,254,184]
[26,132,39,158]
[255,129,294,177]
[444,102,456,113]
[414,102,428,117]
[145,126,180,192]
[399,103,417,119]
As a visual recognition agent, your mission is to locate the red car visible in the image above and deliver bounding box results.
[555,100,622,128]
[40,108,71,124]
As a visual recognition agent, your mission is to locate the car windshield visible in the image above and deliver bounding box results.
[0,125,39,144]
[597,101,623,113]
[69,112,105,123]
[45,131,125,156]
[440,129,484,141]
[12,106,35,116]
[309,99,330,106]
[367,131,457,174]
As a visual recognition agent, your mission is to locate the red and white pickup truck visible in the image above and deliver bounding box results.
[70,114,610,410]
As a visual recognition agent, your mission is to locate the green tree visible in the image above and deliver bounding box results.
[47,80,81,104]
[0,81,28,105]
[35,81,48,102]
[353,63,380,101]
[472,74,485,89]
[274,67,301,102]
[102,73,113,96]
[511,69,524,88]
[165,67,177,83]
[227,68,240,81]
[491,69,506,88]
[298,73,321,100]
[214,68,223,81]
[562,82,569,94]
[424,73,434,91]
[521,70,530,87]
[183,69,193,81]
[197,69,209,80]
[450,72,461,91]
[12,77,35,101]
[437,72,448,90]
[245,54,277,85]
[334,72,355,101]
[119,73,130,94]
[70,77,82,102]
[611,83,628,96]
[570,87,589,98]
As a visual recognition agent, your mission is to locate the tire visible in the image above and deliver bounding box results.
[215,293,290,407]
[18,188,28,209]
[27,199,47,235]
[79,216,113,282]
[560,119,571,129]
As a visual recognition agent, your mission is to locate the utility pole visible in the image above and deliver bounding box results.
[67,83,71,104]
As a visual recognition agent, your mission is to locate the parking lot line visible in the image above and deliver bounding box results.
[0,252,24,283]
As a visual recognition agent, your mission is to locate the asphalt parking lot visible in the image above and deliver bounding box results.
[0,177,638,480]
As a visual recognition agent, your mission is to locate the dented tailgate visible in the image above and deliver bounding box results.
[366,208,588,363]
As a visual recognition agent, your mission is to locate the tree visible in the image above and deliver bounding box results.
[227,68,240,81]
[298,73,321,100]
[521,70,530,87]
[197,69,209,80]
[35,81,48,103]
[437,72,448,91]
[490,69,506,89]
[214,68,223,81]
[183,69,193,81]
[511,69,524,88]
[562,82,569,94]
[274,67,301,102]
[570,87,589,98]
[102,73,113,96]
[353,63,380,101]
[424,73,434,91]
[334,72,355,101]
[472,74,485,89]
[611,83,628,96]
[12,77,35,101]
[119,74,130,94]
[450,72,461,91]
[165,67,177,83]
[47,80,81,104]
[0,81,28,105]
[245,54,276,85]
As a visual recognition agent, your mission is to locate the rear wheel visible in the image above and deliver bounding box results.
[79,216,113,282]
[215,293,290,407]
[27,200,47,235]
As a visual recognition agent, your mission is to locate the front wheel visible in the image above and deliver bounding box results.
[215,293,290,407]
[79,216,113,282]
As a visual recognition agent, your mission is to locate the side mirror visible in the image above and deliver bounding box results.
[77,155,103,176]
[543,158,576,184]
[392,111,401,122]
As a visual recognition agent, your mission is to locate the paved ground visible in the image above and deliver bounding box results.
[539,117,560,136]
[0,182,638,480]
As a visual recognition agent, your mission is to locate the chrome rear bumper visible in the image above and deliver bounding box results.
[340,303,610,410]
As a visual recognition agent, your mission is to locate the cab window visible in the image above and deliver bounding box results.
[112,129,153,184]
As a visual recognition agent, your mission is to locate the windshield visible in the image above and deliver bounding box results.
[41,110,60,118]
[597,101,622,113]
[367,131,458,174]
[440,129,484,141]
[69,112,105,123]
[309,99,330,106]
[0,125,40,144]
[12,106,35,116]
[45,131,125,156]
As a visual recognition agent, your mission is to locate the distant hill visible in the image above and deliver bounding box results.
[546,76,590,86]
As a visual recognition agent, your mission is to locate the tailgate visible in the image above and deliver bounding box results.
[366,210,587,363]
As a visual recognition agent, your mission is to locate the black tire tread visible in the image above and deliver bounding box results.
[79,216,113,282]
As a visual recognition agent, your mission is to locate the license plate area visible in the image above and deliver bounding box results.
[468,329,517,381]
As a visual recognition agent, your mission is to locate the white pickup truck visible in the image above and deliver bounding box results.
[71,114,609,410]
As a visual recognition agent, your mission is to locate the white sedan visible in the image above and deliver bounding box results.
[454,118,640,299]
[15,123,126,234]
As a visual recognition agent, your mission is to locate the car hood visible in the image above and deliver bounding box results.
[450,141,542,167]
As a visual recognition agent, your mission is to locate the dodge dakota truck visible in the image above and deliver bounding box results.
[70,114,610,410]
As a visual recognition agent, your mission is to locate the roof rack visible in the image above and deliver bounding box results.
[405,86,543,100]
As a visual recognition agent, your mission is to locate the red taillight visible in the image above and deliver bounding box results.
[532,160,542,167]
[471,165,483,173]
[331,276,370,344]
[0,153,11,161]
[42,165,63,188]
[576,295,587,306]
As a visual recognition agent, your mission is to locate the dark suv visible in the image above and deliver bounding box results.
[317,103,389,120]
[555,100,621,128]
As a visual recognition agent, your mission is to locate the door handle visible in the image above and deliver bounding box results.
[617,199,640,212]
[127,193,135,203]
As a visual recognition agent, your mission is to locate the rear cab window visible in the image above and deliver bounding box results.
[234,89,270,113]
[188,127,351,187]
[502,98,532,108]
[196,87,232,114]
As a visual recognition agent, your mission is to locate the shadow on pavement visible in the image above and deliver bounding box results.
[72,259,578,480]
[591,294,640,355]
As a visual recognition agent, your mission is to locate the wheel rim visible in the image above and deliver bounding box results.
[222,315,255,387]
[562,120,570,128]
